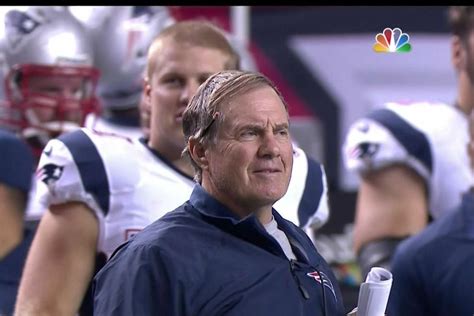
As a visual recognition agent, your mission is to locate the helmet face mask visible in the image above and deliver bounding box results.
[0,6,99,152]
[3,63,99,142]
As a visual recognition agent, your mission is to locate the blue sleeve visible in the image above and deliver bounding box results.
[59,130,110,216]
[386,243,429,316]
[93,242,180,315]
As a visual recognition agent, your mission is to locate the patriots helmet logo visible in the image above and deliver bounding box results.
[37,163,64,187]
[350,142,380,160]
[4,10,41,50]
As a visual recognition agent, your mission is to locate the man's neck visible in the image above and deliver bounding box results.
[147,139,194,177]
[172,158,195,177]
[256,208,274,225]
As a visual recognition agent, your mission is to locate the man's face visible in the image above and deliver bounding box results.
[145,40,229,158]
[26,75,88,125]
[203,86,294,215]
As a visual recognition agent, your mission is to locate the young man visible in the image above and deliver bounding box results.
[343,6,474,279]
[0,7,100,232]
[93,70,346,316]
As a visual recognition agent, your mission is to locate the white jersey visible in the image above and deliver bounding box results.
[25,113,142,220]
[275,146,329,231]
[34,128,195,257]
[343,101,472,219]
[25,177,43,221]
[32,128,330,258]
[84,112,143,140]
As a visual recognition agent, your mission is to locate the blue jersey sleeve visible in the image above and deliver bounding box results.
[343,107,433,183]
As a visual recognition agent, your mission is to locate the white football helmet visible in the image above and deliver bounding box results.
[72,6,175,111]
[0,6,99,155]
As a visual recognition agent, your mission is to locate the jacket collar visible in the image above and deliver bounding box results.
[189,184,251,224]
[188,185,319,265]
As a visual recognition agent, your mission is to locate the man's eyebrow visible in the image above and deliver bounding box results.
[274,122,289,129]
[236,123,264,130]
[234,122,289,131]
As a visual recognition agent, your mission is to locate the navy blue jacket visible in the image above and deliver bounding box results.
[387,192,474,316]
[0,228,34,315]
[93,185,344,315]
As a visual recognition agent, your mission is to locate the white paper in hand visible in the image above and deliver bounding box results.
[356,267,393,316]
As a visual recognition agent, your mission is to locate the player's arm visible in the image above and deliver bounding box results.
[344,108,433,278]
[353,164,428,278]
[15,201,98,316]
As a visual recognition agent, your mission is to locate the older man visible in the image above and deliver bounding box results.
[92,70,345,316]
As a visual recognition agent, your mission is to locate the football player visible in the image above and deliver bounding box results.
[343,6,474,279]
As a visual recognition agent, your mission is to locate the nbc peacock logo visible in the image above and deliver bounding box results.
[373,27,411,53]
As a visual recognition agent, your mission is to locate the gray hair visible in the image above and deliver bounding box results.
[182,70,288,183]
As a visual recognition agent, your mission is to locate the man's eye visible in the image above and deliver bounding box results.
[164,78,182,86]
[241,130,257,137]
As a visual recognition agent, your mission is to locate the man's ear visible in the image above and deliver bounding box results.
[452,35,466,72]
[188,137,209,170]
[143,77,152,106]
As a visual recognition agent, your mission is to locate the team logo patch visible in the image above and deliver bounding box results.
[37,163,64,187]
[307,270,337,301]
[125,228,142,241]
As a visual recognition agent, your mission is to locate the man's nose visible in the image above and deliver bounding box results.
[258,132,281,158]
[180,81,200,105]
[59,88,74,99]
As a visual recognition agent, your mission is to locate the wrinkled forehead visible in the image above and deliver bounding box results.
[219,85,289,122]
